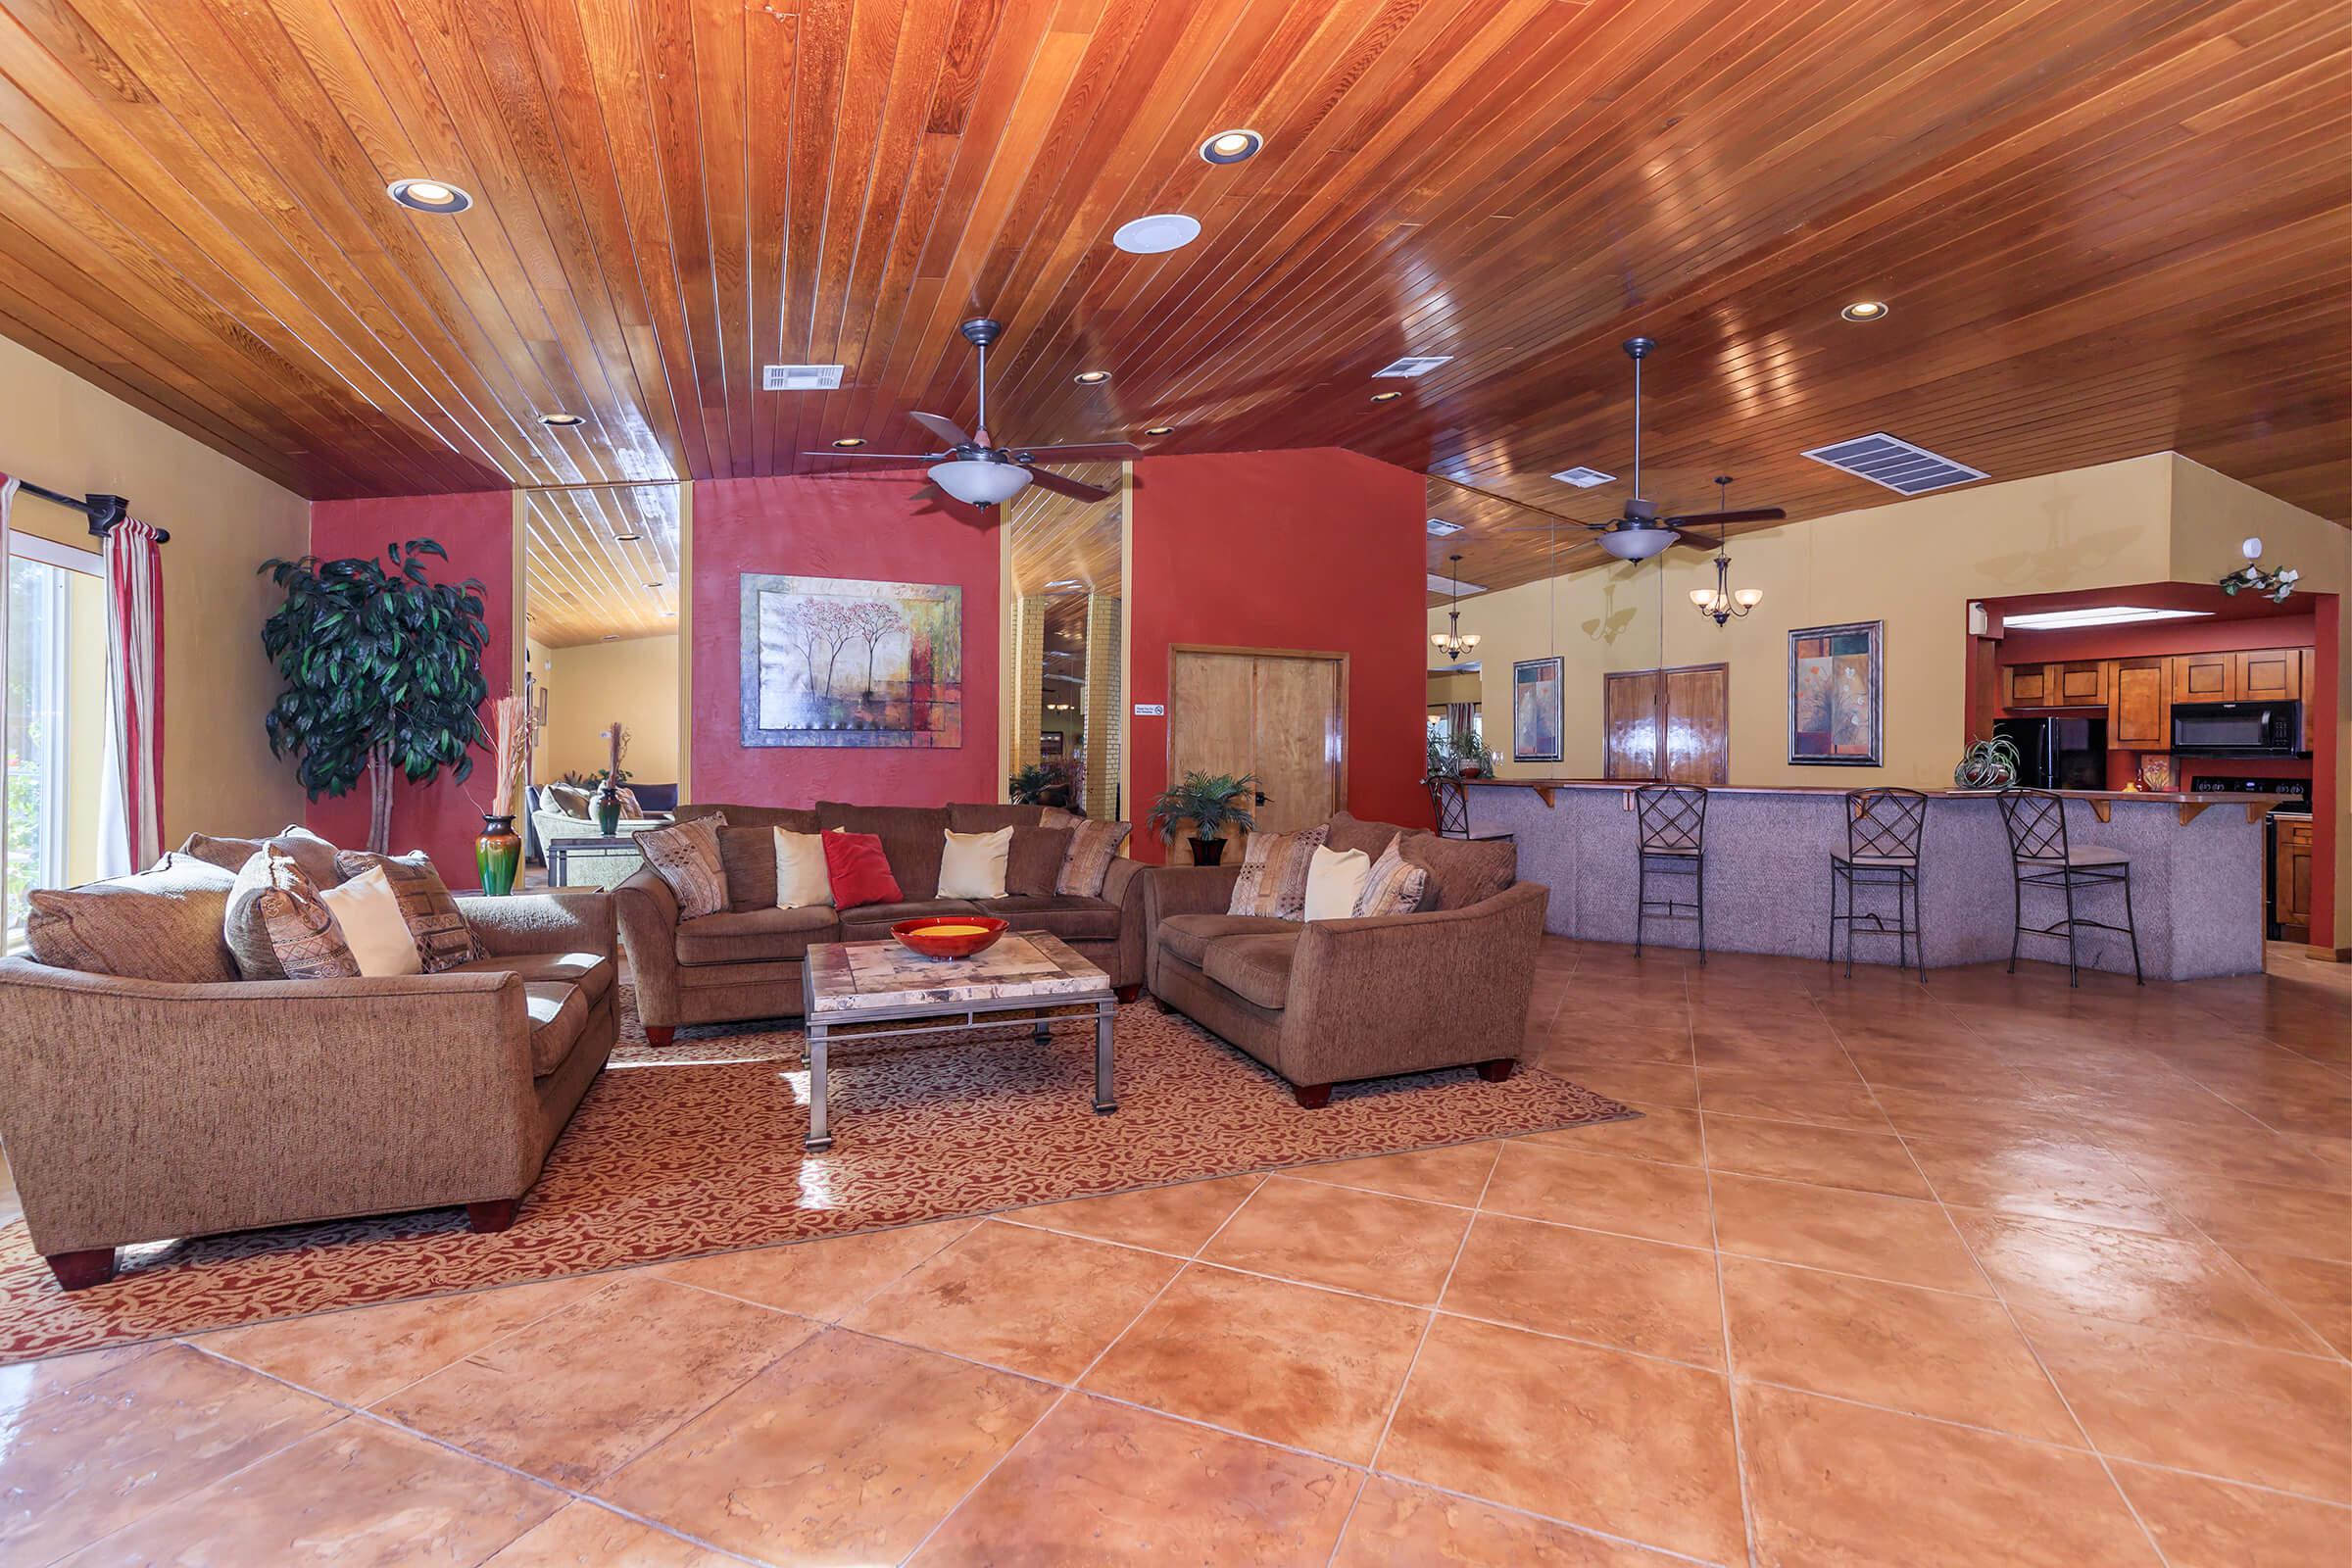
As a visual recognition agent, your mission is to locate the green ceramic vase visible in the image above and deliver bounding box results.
[476,814,522,896]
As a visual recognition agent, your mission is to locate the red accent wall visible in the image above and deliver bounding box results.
[304,492,515,887]
[1126,448,1433,863]
[690,473,1001,808]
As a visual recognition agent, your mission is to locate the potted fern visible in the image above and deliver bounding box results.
[1149,771,1259,866]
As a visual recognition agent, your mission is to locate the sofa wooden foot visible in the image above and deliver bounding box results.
[466,1200,519,1234]
[1114,984,1141,1004]
[45,1249,115,1291]
[1476,1057,1518,1083]
[1293,1083,1334,1109]
[643,1025,675,1048]
[1151,995,1175,1013]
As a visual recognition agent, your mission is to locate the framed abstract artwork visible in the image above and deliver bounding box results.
[740,574,962,748]
[1511,656,1565,763]
[1788,620,1883,765]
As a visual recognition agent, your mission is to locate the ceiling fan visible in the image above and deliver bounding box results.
[806,318,1136,508]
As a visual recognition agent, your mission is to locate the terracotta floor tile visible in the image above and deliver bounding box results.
[1380,1315,1743,1564]
[1843,1046,2041,1099]
[2227,1246,2352,1355]
[1332,1476,1690,1567]
[1526,1103,1702,1165]
[2109,1461,2352,1568]
[1694,1068,1890,1131]
[1718,1255,2079,1443]
[1701,1112,1933,1199]
[196,1275,605,1405]
[1690,1015,1857,1078]
[2022,1307,2352,1502]
[1710,1172,1990,1294]
[654,1217,976,1317]
[1540,1059,1700,1108]
[845,1219,1179,1381]
[1905,1134,2190,1235]
[1553,1022,1695,1066]
[1202,1177,1472,1303]
[1013,1175,1265,1253]
[2096,1117,2352,1194]
[2159,1171,2352,1262]
[0,1342,339,1565]
[601,1329,1054,1565]
[374,1274,815,1487]
[1951,1210,2329,1353]
[1736,1383,2161,1568]
[480,1502,739,1567]
[1289,1140,1499,1206]
[1481,1142,1715,1248]
[1868,1084,2090,1145]
[1080,1264,1423,1462]
[910,1394,1358,1566]
[57,1417,560,1568]
[1443,1213,1724,1366]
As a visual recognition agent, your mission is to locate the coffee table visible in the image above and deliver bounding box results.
[799,931,1117,1152]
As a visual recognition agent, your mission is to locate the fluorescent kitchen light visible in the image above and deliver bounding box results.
[2001,607,2214,630]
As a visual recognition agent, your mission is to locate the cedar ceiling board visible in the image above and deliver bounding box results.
[1004,459,1121,597]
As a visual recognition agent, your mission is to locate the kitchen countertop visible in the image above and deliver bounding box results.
[1451,777,2289,820]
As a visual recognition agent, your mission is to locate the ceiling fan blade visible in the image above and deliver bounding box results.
[800,451,949,461]
[1658,507,1787,527]
[908,412,971,446]
[1010,441,1141,456]
[1487,520,1612,532]
[1023,466,1115,502]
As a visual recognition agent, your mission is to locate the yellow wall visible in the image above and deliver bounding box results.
[1428,669,1481,707]
[0,333,311,847]
[532,633,682,785]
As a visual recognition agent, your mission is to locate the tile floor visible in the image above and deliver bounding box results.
[4,939,2348,1566]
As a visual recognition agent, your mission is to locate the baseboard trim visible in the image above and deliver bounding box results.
[2304,943,2352,963]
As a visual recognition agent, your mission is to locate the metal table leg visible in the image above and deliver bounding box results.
[1094,998,1117,1113]
[805,1022,833,1152]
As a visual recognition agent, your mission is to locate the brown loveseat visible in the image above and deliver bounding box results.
[617,802,1146,1042]
[0,869,616,1291]
[1143,812,1548,1104]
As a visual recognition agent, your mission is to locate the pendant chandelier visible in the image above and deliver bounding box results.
[1431,554,1482,662]
[1690,475,1764,626]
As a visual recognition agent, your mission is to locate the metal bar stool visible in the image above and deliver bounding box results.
[1633,784,1707,961]
[1997,788,2143,987]
[1828,787,1929,980]
[1426,773,1471,838]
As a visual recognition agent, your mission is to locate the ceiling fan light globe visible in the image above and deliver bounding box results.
[1598,525,1676,562]
[928,459,1031,507]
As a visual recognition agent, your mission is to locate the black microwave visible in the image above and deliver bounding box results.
[2171,701,2303,757]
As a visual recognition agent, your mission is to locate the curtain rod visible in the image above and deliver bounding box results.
[11,480,171,543]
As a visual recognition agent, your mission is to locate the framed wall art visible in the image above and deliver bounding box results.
[740,574,962,748]
[1511,655,1564,764]
[1788,620,1883,766]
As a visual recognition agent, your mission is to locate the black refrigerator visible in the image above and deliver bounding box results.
[1994,716,2108,790]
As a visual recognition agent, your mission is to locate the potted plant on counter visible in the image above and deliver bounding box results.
[1428,729,1498,781]
[1149,771,1259,866]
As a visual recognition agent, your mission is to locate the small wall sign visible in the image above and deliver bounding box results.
[1132,703,1166,716]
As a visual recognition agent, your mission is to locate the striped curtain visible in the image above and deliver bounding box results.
[96,517,164,877]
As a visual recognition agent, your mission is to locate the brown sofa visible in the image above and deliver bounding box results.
[0,886,617,1290]
[617,802,1147,1042]
[1142,812,1548,1104]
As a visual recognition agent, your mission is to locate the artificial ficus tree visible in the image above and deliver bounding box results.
[259,538,490,853]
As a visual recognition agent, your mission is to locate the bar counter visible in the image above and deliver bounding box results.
[1457,779,2283,980]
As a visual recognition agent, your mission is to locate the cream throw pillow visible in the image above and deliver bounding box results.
[1302,845,1372,922]
[773,828,834,909]
[937,827,1013,900]
[318,865,422,977]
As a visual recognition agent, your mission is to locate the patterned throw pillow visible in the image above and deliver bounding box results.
[1055,819,1132,897]
[178,825,343,889]
[637,812,730,917]
[332,851,485,972]
[1227,825,1330,921]
[1039,807,1081,830]
[24,853,240,983]
[224,849,361,981]
[1353,837,1431,917]
[545,783,592,818]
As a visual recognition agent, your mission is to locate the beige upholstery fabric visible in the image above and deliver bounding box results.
[948,803,1045,834]
[24,854,239,984]
[545,782,593,818]
[523,981,588,1076]
[1007,827,1073,896]
[1202,932,1299,1010]
[1039,807,1080,830]
[1227,826,1329,920]
[224,849,360,981]
[615,786,646,817]
[818,804,950,900]
[447,951,614,1008]
[1055,819,1131,897]
[717,826,781,909]
[1401,833,1516,911]
[677,905,839,964]
[178,825,342,889]
[1354,838,1430,917]
[771,829,834,910]
[1155,910,1297,967]
[334,851,484,972]
[1322,811,1412,861]
[636,813,730,918]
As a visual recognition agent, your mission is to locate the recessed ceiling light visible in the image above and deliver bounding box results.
[614,531,641,542]
[600,633,618,642]
[1370,390,1403,403]
[1840,300,1889,322]
[832,436,866,448]
[1112,213,1201,255]
[387,178,472,214]
[1143,424,1174,436]
[538,412,584,427]
[1199,128,1263,165]
[1072,369,1111,385]
[2001,606,2214,630]
[1426,517,1464,536]
[645,580,663,589]
[662,609,677,617]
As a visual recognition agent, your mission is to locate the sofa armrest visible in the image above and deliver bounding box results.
[465,889,616,959]
[1098,856,1151,990]
[613,865,685,1025]
[1140,863,1244,924]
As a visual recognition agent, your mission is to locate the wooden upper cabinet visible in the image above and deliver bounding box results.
[2110,658,2169,748]
[2236,647,2301,701]
[2172,651,2236,703]
[2004,663,2056,707]
[2052,661,2108,707]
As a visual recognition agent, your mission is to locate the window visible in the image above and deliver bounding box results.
[5,533,103,949]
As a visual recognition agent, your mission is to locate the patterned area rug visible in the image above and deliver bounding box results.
[0,988,1631,1362]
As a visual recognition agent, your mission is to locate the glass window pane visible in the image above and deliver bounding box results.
[6,555,70,945]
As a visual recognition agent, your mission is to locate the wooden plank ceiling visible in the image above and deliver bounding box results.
[0,0,2341,623]
[520,483,680,646]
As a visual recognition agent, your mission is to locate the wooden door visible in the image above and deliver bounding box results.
[2276,817,2315,939]
[2236,647,2300,701]
[2110,658,2169,748]
[2173,651,2235,702]
[1662,664,1731,784]
[1167,648,1343,857]
[1602,670,1663,779]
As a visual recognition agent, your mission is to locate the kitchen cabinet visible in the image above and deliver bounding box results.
[2173,651,2236,703]
[2236,647,2301,702]
[2052,660,2108,707]
[2299,649,2316,749]
[2004,663,2056,707]
[2110,657,2169,748]
[2275,816,2314,942]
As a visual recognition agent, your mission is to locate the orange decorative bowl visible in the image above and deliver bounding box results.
[891,914,1009,959]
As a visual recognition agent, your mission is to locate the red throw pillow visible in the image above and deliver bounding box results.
[822,830,902,909]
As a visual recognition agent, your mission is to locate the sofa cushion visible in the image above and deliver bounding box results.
[677,803,821,833]
[523,980,588,1077]
[938,828,1012,899]
[446,951,616,1008]
[718,825,781,910]
[636,814,730,918]
[836,899,983,939]
[1354,838,1431,917]
[1401,834,1516,911]
[1228,826,1328,920]
[1202,932,1298,1010]
[976,895,1119,943]
[225,848,360,981]
[178,825,343,889]
[818,804,950,899]
[1323,810,1412,861]
[1007,827,1072,896]
[333,851,486,972]
[948,803,1044,834]
[1155,912,1298,968]
[676,905,840,965]
[24,853,239,983]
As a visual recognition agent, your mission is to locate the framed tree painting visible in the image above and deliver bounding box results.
[1788,620,1883,765]
[740,574,962,748]
[1511,656,1565,764]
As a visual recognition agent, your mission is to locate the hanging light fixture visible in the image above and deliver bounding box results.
[1431,553,1483,662]
[1690,475,1765,626]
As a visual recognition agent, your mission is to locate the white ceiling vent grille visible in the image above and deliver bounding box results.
[1549,466,1614,488]
[1803,433,1986,495]
[1374,355,1453,377]
[1428,570,1486,595]
[1426,517,1464,536]
[761,363,845,391]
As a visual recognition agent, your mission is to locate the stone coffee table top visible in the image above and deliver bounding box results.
[805,931,1111,1016]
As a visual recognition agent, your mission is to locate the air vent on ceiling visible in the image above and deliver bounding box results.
[1374,355,1453,378]
[1549,466,1614,488]
[1803,432,1986,495]
[1426,517,1464,536]
[1427,570,1486,596]
[761,363,845,391]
